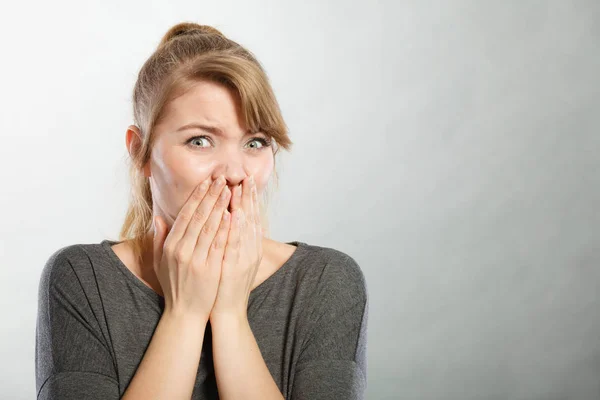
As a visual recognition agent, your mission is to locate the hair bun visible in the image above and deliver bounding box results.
[158,22,224,47]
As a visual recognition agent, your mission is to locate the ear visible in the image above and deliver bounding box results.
[126,125,151,178]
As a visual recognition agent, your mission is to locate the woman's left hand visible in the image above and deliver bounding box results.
[209,175,263,321]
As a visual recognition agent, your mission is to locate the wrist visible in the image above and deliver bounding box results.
[162,306,209,328]
[209,310,248,327]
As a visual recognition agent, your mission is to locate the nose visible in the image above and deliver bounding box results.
[209,141,250,190]
[211,166,247,190]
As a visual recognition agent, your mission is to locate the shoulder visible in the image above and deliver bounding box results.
[303,243,366,284]
[38,242,98,294]
[40,244,82,283]
[300,242,368,305]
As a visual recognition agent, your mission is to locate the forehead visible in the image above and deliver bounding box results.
[159,80,247,133]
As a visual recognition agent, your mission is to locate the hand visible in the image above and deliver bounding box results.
[209,175,263,321]
[152,175,232,322]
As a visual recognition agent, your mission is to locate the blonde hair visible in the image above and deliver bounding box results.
[117,22,293,264]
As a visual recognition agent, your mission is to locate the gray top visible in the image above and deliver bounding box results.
[35,239,369,399]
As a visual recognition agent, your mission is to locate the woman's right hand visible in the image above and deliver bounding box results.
[152,175,232,321]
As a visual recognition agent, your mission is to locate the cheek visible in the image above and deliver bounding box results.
[150,147,216,215]
[253,153,274,193]
[255,170,271,193]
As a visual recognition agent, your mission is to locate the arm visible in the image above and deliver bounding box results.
[291,256,369,400]
[291,299,368,399]
[210,313,285,400]
[121,308,207,400]
[36,250,119,399]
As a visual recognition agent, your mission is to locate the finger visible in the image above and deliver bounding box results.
[241,176,253,225]
[251,180,263,255]
[178,176,227,259]
[229,183,242,213]
[191,185,230,265]
[205,208,231,273]
[164,177,213,248]
[246,178,256,245]
[223,208,243,268]
[152,215,167,274]
[251,179,260,226]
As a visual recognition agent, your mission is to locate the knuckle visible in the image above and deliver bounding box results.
[202,222,215,236]
[164,243,175,257]
[221,218,230,230]
[192,209,207,223]
[212,236,224,250]
[191,188,204,201]
[177,210,193,222]
[173,245,189,263]
[210,188,221,199]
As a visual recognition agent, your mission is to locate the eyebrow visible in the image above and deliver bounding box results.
[175,123,252,136]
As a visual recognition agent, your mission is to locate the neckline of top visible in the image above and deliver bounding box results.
[99,238,309,308]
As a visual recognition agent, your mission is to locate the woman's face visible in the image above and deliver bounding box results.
[129,80,274,227]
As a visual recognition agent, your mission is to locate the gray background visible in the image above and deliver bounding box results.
[0,1,599,399]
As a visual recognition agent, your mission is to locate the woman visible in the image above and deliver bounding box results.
[35,22,368,400]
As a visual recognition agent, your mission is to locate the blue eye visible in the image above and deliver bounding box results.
[187,136,211,148]
[186,135,272,150]
[246,137,272,150]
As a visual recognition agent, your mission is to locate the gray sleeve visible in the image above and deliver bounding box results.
[291,254,369,400]
[35,247,119,400]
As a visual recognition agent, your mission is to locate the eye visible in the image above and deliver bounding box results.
[186,135,212,148]
[185,135,272,150]
[246,137,272,150]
